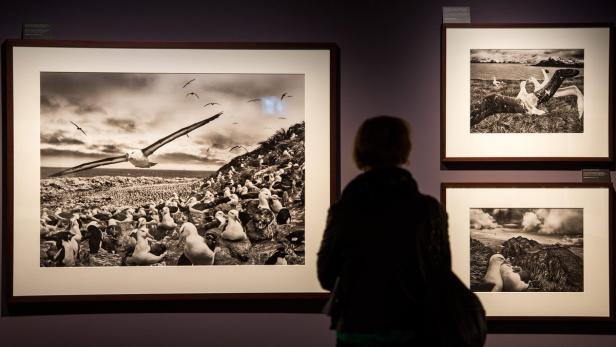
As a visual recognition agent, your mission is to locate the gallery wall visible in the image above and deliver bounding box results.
[1,0,615,346]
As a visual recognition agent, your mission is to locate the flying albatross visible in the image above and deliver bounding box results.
[182,79,195,88]
[49,112,223,177]
[70,121,87,136]
[229,145,248,153]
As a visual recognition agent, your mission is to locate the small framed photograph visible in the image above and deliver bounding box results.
[441,24,613,164]
[442,183,615,332]
[2,40,339,314]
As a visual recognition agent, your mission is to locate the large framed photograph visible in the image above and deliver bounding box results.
[442,183,615,333]
[2,40,339,314]
[441,24,613,164]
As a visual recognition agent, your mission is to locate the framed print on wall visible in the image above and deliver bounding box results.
[2,40,339,314]
[442,183,615,333]
[441,24,613,164]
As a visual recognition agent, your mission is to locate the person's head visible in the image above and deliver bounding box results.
[353,115,411,170]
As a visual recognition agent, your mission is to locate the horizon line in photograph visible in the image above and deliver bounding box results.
[41,167,217,179]
[470,48,584,66]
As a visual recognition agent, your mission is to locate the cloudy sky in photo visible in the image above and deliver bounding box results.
[470,208,583,236]
[470,49,584,64]
[40,72,304,171]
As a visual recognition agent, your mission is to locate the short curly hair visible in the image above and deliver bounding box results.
[353,115,411,170]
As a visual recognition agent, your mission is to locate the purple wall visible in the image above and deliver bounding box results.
[1,0,615,345]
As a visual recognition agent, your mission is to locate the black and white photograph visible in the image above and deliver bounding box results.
[39,72,306,267]
[470,49,584,133]
[469,208,583,292]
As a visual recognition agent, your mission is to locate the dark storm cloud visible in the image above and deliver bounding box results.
[41,148,106,159]
[105,118,137,132]
[477,208,583,235]
[41,95,61,113]
[155,152,226,165]
[194,129,262,149]
[484,208,527,226]
[194,74,304,100]
[74,103,107,115]
[40,131,85,145]
[89,144,125,154]
[196,132,236,149]
[41,72,158,98]
[543,49,584,59]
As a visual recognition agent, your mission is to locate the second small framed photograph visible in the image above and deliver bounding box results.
[442,183,614,333]
[441,24,613,165]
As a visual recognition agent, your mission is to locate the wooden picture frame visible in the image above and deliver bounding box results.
[2,40,340,315]
[441,182,615,333]
[441,24,613,167]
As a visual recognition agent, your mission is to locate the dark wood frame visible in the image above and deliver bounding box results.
[441,24,614,168]
[441,182,616,334]
[1,40,340,315]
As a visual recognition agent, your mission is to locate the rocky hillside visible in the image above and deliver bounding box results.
[218,122,305,175]
[199,122,306,265]
[502,236,583,292]
[470,236,583,292]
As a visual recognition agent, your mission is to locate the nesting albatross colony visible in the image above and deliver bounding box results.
[40,123,306,267]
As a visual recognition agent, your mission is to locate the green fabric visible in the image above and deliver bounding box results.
[336,330,415,345]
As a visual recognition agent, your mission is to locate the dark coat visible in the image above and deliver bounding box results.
[317,167,451,333]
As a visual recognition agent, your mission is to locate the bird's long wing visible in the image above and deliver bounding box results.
[79,129,87,136]
[183,79,195,88]
[142,112,223,157]
[49,155,128,177]
[229,145,248,152]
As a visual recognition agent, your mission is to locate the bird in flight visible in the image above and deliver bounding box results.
[186,92,200,99]
[70,121,87,136]
[49,112,223,177]
[229,145,248,153]
[281,93,292,101]
[278,116,287,120]
[203,102,219,107]
[232,122,239,125]
[247,98,261,103]
[183,79,196,88]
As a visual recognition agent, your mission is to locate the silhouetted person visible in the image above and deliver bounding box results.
[317,116,454,346]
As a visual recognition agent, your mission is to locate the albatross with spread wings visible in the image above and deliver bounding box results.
[70,121,87,136]
[49,112,223,177]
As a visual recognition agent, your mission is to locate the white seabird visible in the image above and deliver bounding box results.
[50,112,223,177]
